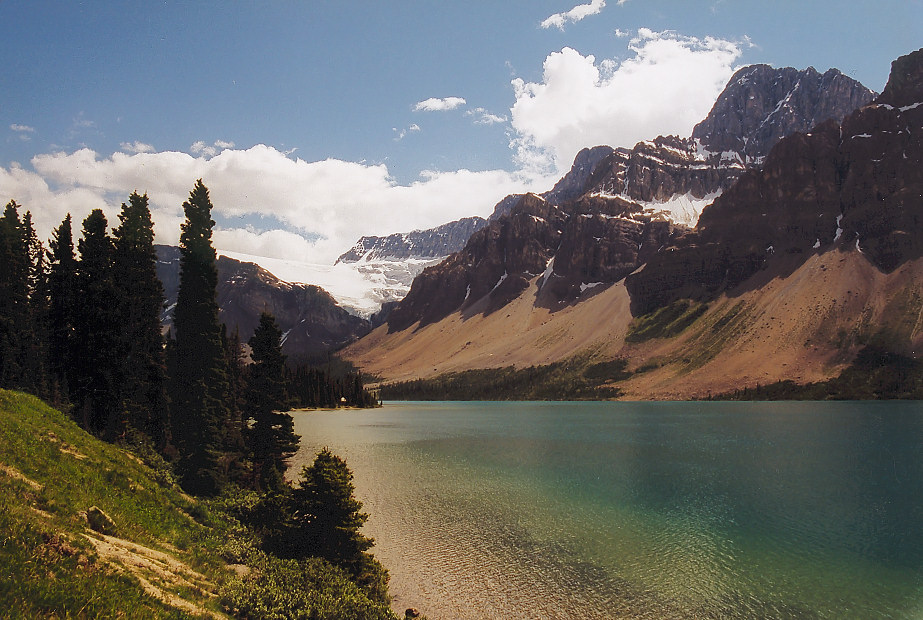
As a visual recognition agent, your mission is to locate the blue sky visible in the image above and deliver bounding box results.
[1,1,921,264]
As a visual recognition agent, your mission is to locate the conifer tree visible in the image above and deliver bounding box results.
[19,211,49,398]
[113,192,168,445]
[47,215,78,400]
[244,312,300,491]
[289,449,375,574]
[170,180,231,494]
[74,209,120,435]
[0,202,31,389]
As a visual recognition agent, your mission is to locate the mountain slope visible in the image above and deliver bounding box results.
[382,63,875,335]
[345,51,922,398]
[157,246,369,362]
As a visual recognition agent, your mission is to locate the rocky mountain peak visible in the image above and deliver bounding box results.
[691,64,876,162]
[336,216,487,264]
[877,48,923,108]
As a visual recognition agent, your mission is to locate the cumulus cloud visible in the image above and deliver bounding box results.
[1,145,548,265]
[413,97,467,112]
[510,28,743,174]
[540,0,606,30]
[10,124,35,133]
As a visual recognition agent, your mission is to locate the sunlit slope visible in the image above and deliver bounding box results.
[345,250,923,399]
[0,390,227,618]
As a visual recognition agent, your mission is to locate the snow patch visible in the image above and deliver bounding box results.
[540,256,556,289]
[218,249,442,318]
[490,271,509,293]
[813,239,821,249]
[900,102,923,112]
[639,191,722,228]
[834,214,844,242]
[580,282,603,293]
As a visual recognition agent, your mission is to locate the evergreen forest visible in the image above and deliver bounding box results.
[0,182,398,618]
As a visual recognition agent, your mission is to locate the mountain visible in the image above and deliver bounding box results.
[336,216,487,263]
[332,66,875,319]
[156,245,369,362]
[384,64,875,333]
[345,52,922,398]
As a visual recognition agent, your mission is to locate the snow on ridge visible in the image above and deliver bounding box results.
[218,249,442,318]
[638,191,722,228]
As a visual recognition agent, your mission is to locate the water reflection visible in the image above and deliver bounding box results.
[290,401,923,619]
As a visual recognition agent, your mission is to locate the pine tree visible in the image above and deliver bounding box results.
[170,180,231,495]
[20,211,49,398]
[289,449,374,574]
[0,202,31,389]
[74,209,120,435]
[112,192,168,445]
[47,215,78,401]
[244,312,300,492]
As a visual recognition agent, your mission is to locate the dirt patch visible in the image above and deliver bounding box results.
[0,463,43,491]
[83,532,225,618]
[45,431,88,460]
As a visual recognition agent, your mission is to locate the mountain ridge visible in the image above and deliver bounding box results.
[344,50,923,398]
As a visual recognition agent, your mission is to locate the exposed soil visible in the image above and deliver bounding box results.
[345,250,923,399]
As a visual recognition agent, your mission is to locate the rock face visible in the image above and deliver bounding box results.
[157,246,370,362]
[336,217,487,263]
[579,67,874,224]
[692,65,876,162]
[387,191,686,332]
[627,48,923,314]
[386,63,875,332]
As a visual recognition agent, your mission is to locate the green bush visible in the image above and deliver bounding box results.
[219,552,395,620]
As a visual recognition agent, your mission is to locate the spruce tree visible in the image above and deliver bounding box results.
[170,180,230,495]
[47,215,78,400]
[74,209,120,435]
[0,202,30,389]
[20,211,49,398]
[112,192,168,445]
[289,449,374,573]
[244,312,300,492]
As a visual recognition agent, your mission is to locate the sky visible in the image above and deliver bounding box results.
[1,0,921,265]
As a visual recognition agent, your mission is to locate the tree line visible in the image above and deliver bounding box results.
[0,181,378,495]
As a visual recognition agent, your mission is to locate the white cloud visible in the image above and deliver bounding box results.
[466,108,508,125]
[120,141,155,154]
[510,29,743,174]
[190,139,235,158]
[1,145,550,266]
[413,97,467,112]
[394,123,422,141]
[540,0,606,30]
[10,124,35,133]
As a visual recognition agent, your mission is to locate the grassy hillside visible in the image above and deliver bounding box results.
[0,390,400,619]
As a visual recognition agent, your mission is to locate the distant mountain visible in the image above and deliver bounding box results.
[384,64,876,332]
[156,246,369,363]
[346,52,923,399]
[336,217,487,263]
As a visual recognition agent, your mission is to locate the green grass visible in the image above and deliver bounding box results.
[380,356,628,401]
[625,299,709,343]
[0,390,407,619]
[0,389,219,618]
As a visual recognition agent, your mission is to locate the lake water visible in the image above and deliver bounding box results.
[289,401,923,619]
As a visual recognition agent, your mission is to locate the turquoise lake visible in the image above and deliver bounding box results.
[289,401,923,619]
